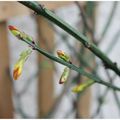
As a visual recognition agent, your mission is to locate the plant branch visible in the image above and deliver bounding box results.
[14,35,120,91]
[19,1,120,76]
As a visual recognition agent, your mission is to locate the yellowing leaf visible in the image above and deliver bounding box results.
[13,48,32,80]
[72,80,94,93]
[13,61,23,80]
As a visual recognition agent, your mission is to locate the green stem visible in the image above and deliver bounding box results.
[18,37,120,91]
[19,1,120,76]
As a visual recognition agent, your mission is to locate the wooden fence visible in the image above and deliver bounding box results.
[0,1,91,118]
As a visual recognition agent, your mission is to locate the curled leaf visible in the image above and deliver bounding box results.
[13,60,23,80]
[8,25,33,42]
[72,80,94,93]
[13,48,32,80]
[59,67,70,84]
[57,50,71,63]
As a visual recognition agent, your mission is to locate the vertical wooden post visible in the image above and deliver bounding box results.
[37,17,54,118]
[76,2,96,118]
[77,77,92,118]
[0,22,13,118]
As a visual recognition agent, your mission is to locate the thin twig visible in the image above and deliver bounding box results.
[92,70,120,118]
[91,70,117,118]
[74,1,93,34]
[105,28,120,55]
[98,1,118,43]
[106,71,120,115]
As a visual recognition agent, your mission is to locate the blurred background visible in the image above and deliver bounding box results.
[0,1,120,118]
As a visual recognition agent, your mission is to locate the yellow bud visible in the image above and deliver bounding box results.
[57,50,71,63]
[59,67,70,84]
